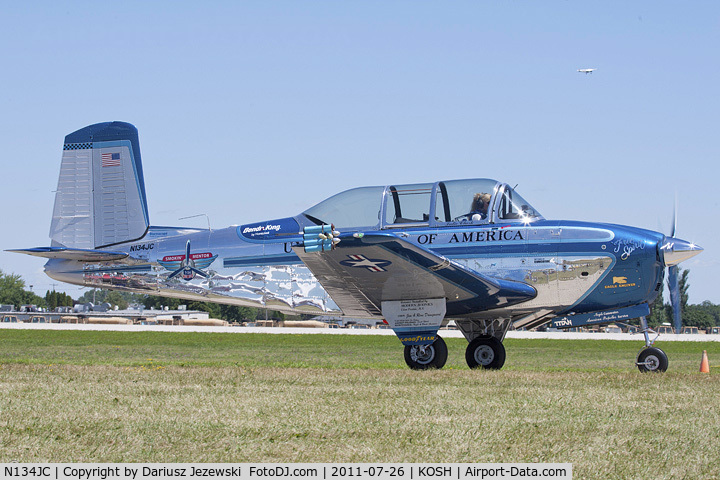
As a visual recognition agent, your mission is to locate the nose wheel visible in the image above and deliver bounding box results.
[636,316,669,373]
[637,347,668,373]
[404,335,448,370]
[465,336,506,370]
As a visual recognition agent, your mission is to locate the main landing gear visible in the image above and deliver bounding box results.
[402,318,512,371]
[465,336,506,370]
[402,334,508,370]
[636,316,668,373]
[404,336,448,370]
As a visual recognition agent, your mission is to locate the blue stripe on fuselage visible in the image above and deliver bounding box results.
[224,253,302,268]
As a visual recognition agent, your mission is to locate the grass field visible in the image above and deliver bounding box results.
[1,330,719,478]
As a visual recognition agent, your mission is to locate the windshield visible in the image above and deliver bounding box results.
[303,186,384,228]
[496,185,541,221]
[436,179,499,223]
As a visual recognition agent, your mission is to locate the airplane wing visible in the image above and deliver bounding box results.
[293,232,536,318]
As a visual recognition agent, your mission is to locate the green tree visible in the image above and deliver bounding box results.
[45,290,74,310]
[684,305,714,329]
[186,301,221,319]
[76,289,142,308]
[255,309,285,321]
[0,269,46,309]
[219,305,258,322]
[698,300,720,326]
[139,295,182,310]
[647,289,667,328]
[138,295,226,319]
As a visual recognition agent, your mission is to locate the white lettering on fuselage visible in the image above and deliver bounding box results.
[417,229,524,245]
[242,224,282,234]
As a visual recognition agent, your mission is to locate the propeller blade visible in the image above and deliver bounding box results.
[167,268,183,280]
[190,267,209,278]
[667,265,681,333]
[670,193,677,238]
[185,240,192,260]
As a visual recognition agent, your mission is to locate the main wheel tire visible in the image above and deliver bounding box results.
[637,347,668,373]
[466,336,506,370]
[404,335,448,370]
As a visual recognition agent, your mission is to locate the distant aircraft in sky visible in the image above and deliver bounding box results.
[578,68,597,74]
[10,122,703,373]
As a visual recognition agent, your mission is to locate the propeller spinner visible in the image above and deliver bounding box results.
[660,234,703,333]
[167,240,210,281]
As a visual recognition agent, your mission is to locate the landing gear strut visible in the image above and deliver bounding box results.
[636,316,668,373]
[456,317,511,371]
[404,335,448,370]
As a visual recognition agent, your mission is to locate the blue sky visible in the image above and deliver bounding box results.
[0,1,717,303]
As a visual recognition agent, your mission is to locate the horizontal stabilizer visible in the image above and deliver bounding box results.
[7,247,129,262]
[294,232,536,317]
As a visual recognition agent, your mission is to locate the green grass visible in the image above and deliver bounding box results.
[1,330,720,478]
[1,329,719,372]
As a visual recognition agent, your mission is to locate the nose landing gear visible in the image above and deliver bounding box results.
[636,316,668,373]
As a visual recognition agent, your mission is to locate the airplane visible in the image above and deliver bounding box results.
[578,68,597,74]
[9,121,703,373]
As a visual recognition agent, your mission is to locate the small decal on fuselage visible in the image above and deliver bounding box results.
[605,276,637,289]
[130,243,154,252]
[242,224,281,235]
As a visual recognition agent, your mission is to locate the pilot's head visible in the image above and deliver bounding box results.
[473,193,491,213]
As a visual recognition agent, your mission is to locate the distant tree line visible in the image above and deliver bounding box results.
[75,289,140,310]
[138,295,289,322]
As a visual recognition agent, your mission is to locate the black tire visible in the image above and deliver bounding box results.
[636,347,668,373]
[466,336,506,370]
[404,335,448,370]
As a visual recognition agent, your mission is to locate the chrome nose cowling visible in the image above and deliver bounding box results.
[660,236,703,266]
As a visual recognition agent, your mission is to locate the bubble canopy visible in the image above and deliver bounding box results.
[302,179,543,230]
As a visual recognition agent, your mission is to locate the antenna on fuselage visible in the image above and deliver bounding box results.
[179,213,212,231]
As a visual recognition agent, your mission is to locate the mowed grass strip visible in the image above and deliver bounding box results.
[1,330,720,479]
[2,329,720,371]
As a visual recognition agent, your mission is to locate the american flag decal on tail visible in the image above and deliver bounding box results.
[101,152,121,167]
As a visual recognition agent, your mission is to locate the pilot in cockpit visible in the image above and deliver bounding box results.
[468,193,491,221]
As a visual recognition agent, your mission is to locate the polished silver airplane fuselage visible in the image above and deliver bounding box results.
[45,216,667,330]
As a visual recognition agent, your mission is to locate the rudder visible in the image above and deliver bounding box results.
[50,121,149,249]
